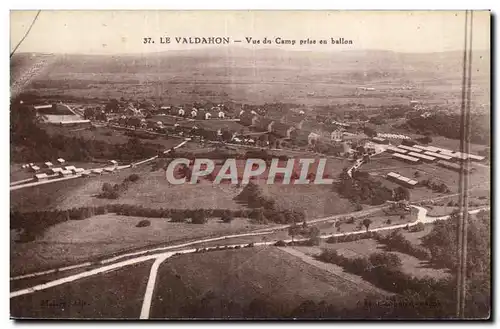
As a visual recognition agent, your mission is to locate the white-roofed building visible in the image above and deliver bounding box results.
[34,173,49,181]
[397,144,423,153]
[392,153,420,163]
[413,145,430,152]
[49,167,64,175]
[29,165,40,172]
[58,170,72,177]
[44,161,54,168]
[467,154,486,162]
[407,152,436,162]
[386,145,407,154]
[64,165,77,171]
[72,168,85,174]
[385,171,418,188]
[423,151,453,161]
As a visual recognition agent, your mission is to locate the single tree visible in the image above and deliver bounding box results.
[362,218,372,232]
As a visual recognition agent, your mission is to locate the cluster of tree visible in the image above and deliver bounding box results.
[288,221,321,245]
[422,210,490,276]
[312,142,344,156]
[420,179,450,194]
[421,209,491,317]
[317,249,449,299]
[368,116,387,125]
[83,107,107,121]
[393,186,411,201]
[246,207,306,226]
[408,222,425,233]
[401,139,416,147]
[234,182,276,209]
[335,169,394,205]
[325,231,380,244]
[363,126,378,138]
[11,205,111,242]
[416,135,433,144]
[403,112,490,145]
[124,130,159,140]
[375,230,431,260]
[98,174,140,199]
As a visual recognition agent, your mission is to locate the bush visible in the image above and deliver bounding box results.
[136,219,151,228]
[221,212,234,223]
[274,240,287,247]
[171,213,186,222]
[409,222,425,233]
[191,210,208,224]
[127,173,140,182]
[375,230,430,260]
[369,252,402,270]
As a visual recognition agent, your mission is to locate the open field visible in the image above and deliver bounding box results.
[11,215,264,275]
[150,247,386,318]
[43,124,185,150]
[10,261,153,319]
[261,184,355,219]
[11,157,355,214]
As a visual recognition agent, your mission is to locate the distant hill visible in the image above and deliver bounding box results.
[10,48,490,110]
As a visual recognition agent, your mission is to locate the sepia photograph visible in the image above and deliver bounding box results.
[9,10,491,320]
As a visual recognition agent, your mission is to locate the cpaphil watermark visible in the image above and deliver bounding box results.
[165,158,336,185]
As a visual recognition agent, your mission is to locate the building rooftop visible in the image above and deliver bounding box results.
[392,153,420,162]
[397,144,423,153]
[408,152,436,161]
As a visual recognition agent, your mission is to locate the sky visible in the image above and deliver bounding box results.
[10,10,491,54]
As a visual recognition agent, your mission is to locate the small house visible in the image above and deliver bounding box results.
[44,162,54,168]
[64,165,77,172]
[104,167,116,173]
[58,170,72,177]
[49,167,64,175]
[72,168,85,174]
[29,165,40,172]
[34,173,49,182]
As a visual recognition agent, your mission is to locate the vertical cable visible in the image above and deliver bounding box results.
[456,10,474,318]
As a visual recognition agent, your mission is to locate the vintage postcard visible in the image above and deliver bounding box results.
[9,10,491,320]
